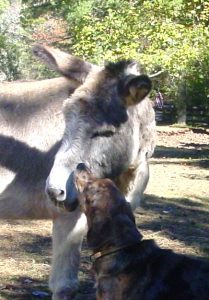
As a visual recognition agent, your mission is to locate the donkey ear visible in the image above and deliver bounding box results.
[123,75,152,106]
[32,44,97,83]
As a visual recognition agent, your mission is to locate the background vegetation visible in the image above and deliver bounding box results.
[0,0,209,122]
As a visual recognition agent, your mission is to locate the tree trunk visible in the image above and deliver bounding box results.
[176,105,187,124]
[176,80,187,125]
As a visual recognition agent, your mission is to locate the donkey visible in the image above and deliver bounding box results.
[0,45,155,300]
[45,56,156,298]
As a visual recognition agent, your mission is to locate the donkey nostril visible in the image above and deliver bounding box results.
[47,187,65,201]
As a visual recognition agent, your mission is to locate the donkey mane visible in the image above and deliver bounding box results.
[105,60,139,76]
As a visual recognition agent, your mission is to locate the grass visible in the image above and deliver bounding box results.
[0,125,209,299]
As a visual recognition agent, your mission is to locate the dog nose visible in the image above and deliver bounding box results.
[46,187,66,201]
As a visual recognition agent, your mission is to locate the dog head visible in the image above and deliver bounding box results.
[74,163,142,251]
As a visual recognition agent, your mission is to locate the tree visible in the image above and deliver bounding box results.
[0,0,22,80]
[0,0,58,81]
[1,0,209,124]
[59,0,208,123]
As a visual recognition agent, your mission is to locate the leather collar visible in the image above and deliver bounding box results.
[90,241,142,262]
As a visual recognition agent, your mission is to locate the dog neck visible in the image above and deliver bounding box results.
[90,240,142,262]
[92,239,158,277]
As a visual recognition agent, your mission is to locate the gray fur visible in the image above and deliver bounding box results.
[47,61,156,211]
[0,45,156,300]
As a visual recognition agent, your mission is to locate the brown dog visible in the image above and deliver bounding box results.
[74,163,209,300]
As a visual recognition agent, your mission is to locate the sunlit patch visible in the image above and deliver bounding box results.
[0,168,16,194]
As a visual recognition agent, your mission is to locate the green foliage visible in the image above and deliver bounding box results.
[0,0,9,13]
[0,1,21,80]
[0,1,57,81]
[0,0,208,114]
[59,0,209,111]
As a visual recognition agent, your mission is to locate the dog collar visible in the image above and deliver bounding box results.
[90,241,142,262]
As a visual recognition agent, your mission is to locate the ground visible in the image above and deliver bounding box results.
[0,125,209,299]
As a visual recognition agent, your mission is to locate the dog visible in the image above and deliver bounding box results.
[74,163,209,300]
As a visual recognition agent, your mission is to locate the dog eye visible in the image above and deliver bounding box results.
[86,197,91,205]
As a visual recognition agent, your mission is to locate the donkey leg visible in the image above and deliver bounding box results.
[126,160,149,210]
[50,210,87,300]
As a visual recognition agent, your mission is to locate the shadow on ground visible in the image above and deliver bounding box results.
[0,235,95,300]
[154,145,209,163]
[0,277,51,300]
[136,194,209,259]
[0,276,95,300]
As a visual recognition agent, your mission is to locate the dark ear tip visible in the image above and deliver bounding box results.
[138,75,152,88]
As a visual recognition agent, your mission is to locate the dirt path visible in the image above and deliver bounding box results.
[138,126,209,257]
[0,126,209,299]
